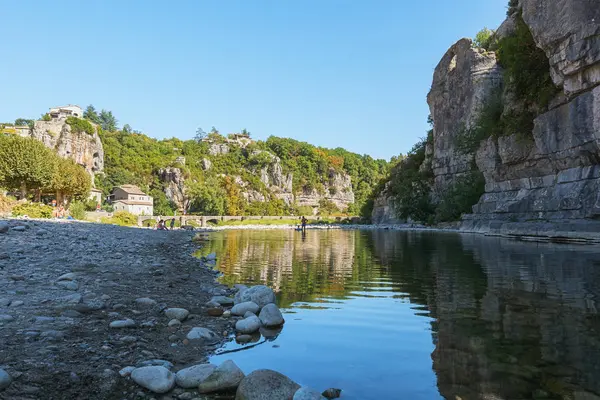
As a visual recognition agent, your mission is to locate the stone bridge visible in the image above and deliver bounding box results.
[136,215,331,228]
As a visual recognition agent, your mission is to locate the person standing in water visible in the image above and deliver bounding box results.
[301,216,307,232]
[170,218,175,230]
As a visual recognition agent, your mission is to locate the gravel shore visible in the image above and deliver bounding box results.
[0,218,234,400]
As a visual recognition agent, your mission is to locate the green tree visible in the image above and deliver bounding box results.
[83,105,101,124]
[99,109,118,132]
[194,127,207,142]
[0,135,57,197]
[14,118,34,128]
[473,27,495,50]
[187,178,226,215]
[50,157,91,204]
[122,124,132,133]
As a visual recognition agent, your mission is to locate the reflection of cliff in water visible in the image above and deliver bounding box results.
[371,231,600,399]
[206,230,385,307]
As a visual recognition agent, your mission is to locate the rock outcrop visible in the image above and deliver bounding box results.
[30,118,104,176]
[295,168,355,211]
[379,0,600,231]
[426,38,502,198]
[371,183,402,225]
[159,167,189,212]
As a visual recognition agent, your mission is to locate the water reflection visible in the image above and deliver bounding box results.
[203,229,600,399]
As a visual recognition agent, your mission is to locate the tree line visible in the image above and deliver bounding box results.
[0,135,91,204]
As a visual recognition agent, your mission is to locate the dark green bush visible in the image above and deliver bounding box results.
[68,200,87,220]
[435,170,485,222]
[496,15,558,109]
[66,117,95,135]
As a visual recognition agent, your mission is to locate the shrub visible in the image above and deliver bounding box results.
[102,211,137,226]
[12,202,53,219]
[68,201,87,220]
[455,87,504,154]
[318,199,339,216]
[41,113,51,121]
[66,117,95,135]
[435,170,485,222]
[0,194,17,214]
[473,28,496,51]
[507,0,519,16]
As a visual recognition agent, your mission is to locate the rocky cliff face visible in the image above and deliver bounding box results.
[295,168,355,211]
[159,167,189,212]
[383,0,600,229]
[29,119,104,177]
[427,39,502,198]
[465,0,600,226]
[371,183,402,225]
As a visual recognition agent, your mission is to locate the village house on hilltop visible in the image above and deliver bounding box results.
[49,105,83,119]
[109,185,153,215]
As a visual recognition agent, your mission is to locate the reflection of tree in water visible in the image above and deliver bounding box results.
[205,230,386,308]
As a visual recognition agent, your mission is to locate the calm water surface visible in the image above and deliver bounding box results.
[202,229,600,400]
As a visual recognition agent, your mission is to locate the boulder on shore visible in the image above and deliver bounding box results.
[0,368,12,390]
[258,303,284,327]
[186,327,220,343]
[235,369,300,400]
[130,366,175,394]
[294,386,327,400]
[234,285,276,308]
[175,363,216,388]
[198,360,245,393]
[235,315,262,334]
[164,307,189,321]
[231,301,260,316]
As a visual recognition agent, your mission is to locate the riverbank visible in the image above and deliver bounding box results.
[0,218,234,399]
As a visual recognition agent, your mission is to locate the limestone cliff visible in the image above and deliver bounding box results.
[158,167,189,212]
[29,118,104,177]
[376,0,600,230]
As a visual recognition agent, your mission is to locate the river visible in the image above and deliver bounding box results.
[200,229,600,399]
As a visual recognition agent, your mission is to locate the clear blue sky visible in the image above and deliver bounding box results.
[0,0,507,160]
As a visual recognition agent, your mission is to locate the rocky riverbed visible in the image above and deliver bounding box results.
[0,219,235,400]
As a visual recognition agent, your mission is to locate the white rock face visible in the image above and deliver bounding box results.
[131,366,175,394]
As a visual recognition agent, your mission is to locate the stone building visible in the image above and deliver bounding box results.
[109,185,153,215]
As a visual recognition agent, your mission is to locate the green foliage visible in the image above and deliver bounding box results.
[41,114,51,122]
[102,210,137,226]
[507,0,519,16]
[99,109,118,132]
[68,200,87,220]
[388,137,435,223]
[455,87,504,154]
[187,178,227,215]
[0,135,57,194]
[496,15,558,109]
[66,117,95,135]
[84,105,101,124]
[12,202,53,218]
[51,157,92,200]
[150,188,176,216]
[318,199,340,216]
[435,170,485,222]
[473,28,495,51]
[82,198,98,211]
[15,118,34,129]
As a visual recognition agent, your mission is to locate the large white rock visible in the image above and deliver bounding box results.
[231,301,260,316]
[234,285,276,308]
[175,363,216,388]
[164,308,189,321]
[186,327,219,343]
[131,366,175,394]
[258,304,284,327]
[235,369,300,400]
[235,315,261,334]
[198,360,245,393]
